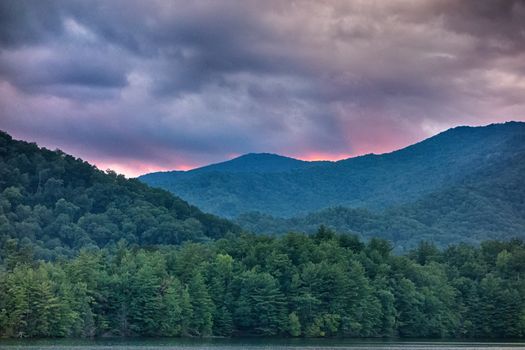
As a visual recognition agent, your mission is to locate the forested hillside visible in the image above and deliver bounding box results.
[140,122,525,218]
[237,146,525,250]
[0,131,239,261]
[1,129,524,340]
[1,231,524,338]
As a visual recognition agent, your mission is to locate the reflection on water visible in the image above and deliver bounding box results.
[0,338,524,350]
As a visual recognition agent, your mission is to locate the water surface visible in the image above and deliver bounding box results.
[0,338,523,350]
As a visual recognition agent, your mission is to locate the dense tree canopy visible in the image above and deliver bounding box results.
[1,231,524,338]
[0,130,239,261]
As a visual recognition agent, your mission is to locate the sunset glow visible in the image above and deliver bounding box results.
[1,1,524,177]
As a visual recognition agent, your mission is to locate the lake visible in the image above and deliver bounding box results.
[0,338,524,350]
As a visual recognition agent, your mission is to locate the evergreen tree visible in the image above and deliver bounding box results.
[188,272,214,336]
[288,312,301,337]
[234,270,287,335]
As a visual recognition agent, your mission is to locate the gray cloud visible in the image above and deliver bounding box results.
[0,0,64,47]
[0,47,128,94]
[0,0,524,176]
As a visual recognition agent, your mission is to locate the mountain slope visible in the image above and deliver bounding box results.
[140,122,525,218]
[187,153,328,174]
[0,131,239,260]
[142,153,329,190]
[237,147,525,250]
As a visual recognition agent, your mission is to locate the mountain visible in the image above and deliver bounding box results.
[159,153,329,176]
[236,147,525,251]
[140,122,525,218]
[0,131,239,260]
[1,131,525,339]
[141,153,329,192]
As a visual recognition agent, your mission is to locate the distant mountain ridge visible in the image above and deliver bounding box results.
[236,145,525,250]
[146,153,329,179]
[140,121,525,219]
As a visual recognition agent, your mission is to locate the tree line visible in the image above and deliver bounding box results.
[1,229,524,338]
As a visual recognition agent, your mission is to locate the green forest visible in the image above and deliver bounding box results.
[235,132,525,252]
[1,130,525,339]
[1,231,524,338]
[0,131,238,261]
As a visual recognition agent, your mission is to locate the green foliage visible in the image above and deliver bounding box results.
[288,312,301,337]
[233,270,286,335]
[1,233,523,339]
[188,272,214,336]
[236,149,525,252]
[1,127,524,340]
[0,130,239,261]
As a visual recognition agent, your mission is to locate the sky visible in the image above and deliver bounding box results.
[1,0,525,177]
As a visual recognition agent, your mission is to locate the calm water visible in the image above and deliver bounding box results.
[0,338,524,350]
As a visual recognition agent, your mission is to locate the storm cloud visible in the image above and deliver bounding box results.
[1,0,524,176]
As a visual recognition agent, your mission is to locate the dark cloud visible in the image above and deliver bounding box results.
[0,48,128,94]
[0,0,524,176]
[0,0,64,47]
[436,0,525,53]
